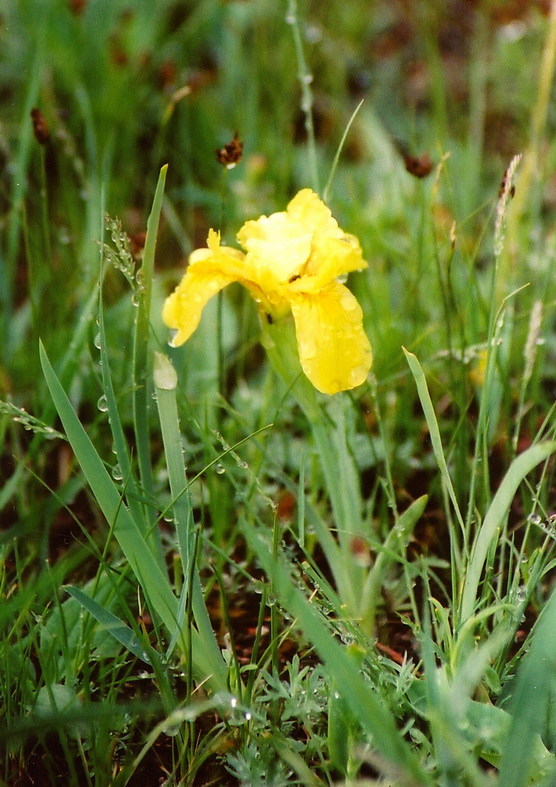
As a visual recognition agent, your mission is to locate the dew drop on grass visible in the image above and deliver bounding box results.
[93,332,102,349]
[111,464,123,481]
[97,395,108,412]
[527,512,542,525]
[215,463,226,475]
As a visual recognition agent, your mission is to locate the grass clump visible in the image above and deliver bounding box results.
[3,1,556,785]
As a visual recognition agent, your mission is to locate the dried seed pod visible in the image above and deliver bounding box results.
[216,132,243,169]
[30,108,50,145]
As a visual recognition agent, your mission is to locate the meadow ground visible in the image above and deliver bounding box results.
[3,1,556,785]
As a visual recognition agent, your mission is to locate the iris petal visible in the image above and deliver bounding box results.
[162,234,245,346]
[239,216,312,287]
[290,282,372,394]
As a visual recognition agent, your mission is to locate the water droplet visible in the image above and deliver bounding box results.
[111,464,123,481]
[131,292,141,307]
[215,463,226,475]
[301,73,314,85]
[299,337,316,359]
[97,395,108,413]
[93,332,102,349]
[285,13,295,24]
[240,461,248,469]
[527,512,542,525]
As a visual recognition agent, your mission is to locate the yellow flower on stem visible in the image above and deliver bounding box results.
[162,188,372,395]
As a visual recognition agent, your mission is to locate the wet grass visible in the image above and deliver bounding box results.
[3,1,556,784]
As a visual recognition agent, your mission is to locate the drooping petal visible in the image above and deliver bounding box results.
[290,282,372,394]
[162,231,245,346]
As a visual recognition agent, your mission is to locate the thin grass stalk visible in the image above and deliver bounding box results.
[3,39,43,352]
[286,0,319,193]
[323,98,364,203]
[506,0,556,253]
[512,299,543,453]
[132,164,167,500]
[464,157,522,540]
[37,144,52,270]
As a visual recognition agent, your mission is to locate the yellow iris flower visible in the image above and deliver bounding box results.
[162,188,372,395]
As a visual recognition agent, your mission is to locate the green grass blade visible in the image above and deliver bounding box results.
[403,348,466,553]
[39,340,177,627]
[360,494,428,632]
[65,585,152,664]
[132,163,168,497]
[246,528,431,786]
[153,352,226,673]
[153,351,193,570]
[97,267,166,573]
[498,582,556,786]
[40,340,227,690]
[460,440,556,622]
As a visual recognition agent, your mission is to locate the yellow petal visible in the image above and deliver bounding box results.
[162,233,245,346]
[290,283,372,394]
[238,212,312,286]
[292,233,367,293]
[286,189,341,237]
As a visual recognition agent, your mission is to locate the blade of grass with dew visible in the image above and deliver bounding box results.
[39,341,227,691]
[132,164,168,499]
[97,249,166,573]
[460,440,556,623]
[360,494,428,634]
[498,579,556,786]
[403,348,465,564]
[153,351,226,675]
[246,528,432,786]
[65,585,152,665]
